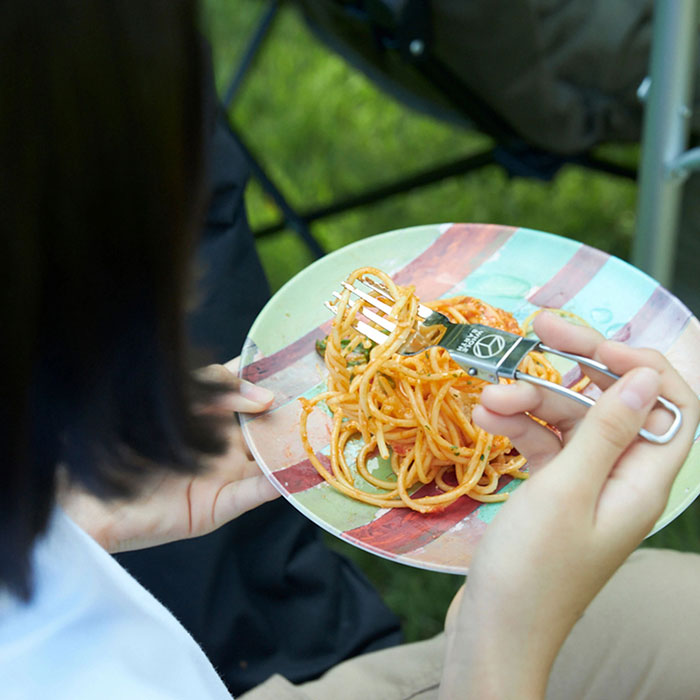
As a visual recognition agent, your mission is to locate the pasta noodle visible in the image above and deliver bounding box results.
[299,267,561,513]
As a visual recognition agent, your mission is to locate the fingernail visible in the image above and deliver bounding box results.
[618,367,659,411]
[239,380,274,405]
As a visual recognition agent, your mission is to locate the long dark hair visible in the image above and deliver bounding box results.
[0,0,230,599]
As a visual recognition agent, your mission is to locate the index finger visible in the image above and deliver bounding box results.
[533,312,618,390]
[196,361,274,414]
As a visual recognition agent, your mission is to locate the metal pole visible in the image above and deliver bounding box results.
[632,0,698,285]
[222,1,279,110]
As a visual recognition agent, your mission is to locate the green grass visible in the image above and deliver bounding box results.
[204,0,699,642]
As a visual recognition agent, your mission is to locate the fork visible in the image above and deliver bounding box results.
[326,277,682,445]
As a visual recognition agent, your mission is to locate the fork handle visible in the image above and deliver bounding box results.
[536,343,619,381]
[514,363,683,445]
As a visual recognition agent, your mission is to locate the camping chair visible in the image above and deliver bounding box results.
[223,0,662,265]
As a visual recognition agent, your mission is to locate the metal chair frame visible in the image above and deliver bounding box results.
[633,0,699,286]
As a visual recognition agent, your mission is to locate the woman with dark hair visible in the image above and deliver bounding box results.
[2,1,699,699]
[0,0,278,587]
[1,0,403,694]
[0,1,279,695]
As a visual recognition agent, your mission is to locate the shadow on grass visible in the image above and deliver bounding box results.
[324,533,462,644]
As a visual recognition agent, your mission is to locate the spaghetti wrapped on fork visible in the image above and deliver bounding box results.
[299,266,562,513]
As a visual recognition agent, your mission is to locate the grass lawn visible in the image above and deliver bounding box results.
[204,0,700,642]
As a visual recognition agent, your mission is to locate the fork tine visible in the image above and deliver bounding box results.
[324,301,390,345]
[360,305,397,333]
[354,320,390,345]
[359,277,433,320]
[341,281,393,314]
[331,292,397,333]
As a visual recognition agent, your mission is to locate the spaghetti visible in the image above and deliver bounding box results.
[299,267,561,513]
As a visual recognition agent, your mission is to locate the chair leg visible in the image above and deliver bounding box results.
[222,0,280,110]
[252,149,498,238]
[228,126,326,259]
[222,0,326,259]
[633,0,698,285]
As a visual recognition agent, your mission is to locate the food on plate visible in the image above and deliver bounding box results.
[299,267,561,513]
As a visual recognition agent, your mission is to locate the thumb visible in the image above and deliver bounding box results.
[559,366,661,490]
[196,361,274,414]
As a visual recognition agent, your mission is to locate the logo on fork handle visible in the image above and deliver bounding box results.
[455,326,508,359]
[472,334,507,359]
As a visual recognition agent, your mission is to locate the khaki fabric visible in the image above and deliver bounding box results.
[240,635,443,700]
[242,548,700,699]
[547,548,700,700]
[297,0,665,153]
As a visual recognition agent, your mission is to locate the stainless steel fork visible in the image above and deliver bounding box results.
[326,278,682,445]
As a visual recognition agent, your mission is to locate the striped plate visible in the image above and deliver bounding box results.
[240,224,700,574]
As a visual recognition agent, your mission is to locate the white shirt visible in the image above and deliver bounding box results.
[0,508,232,699]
